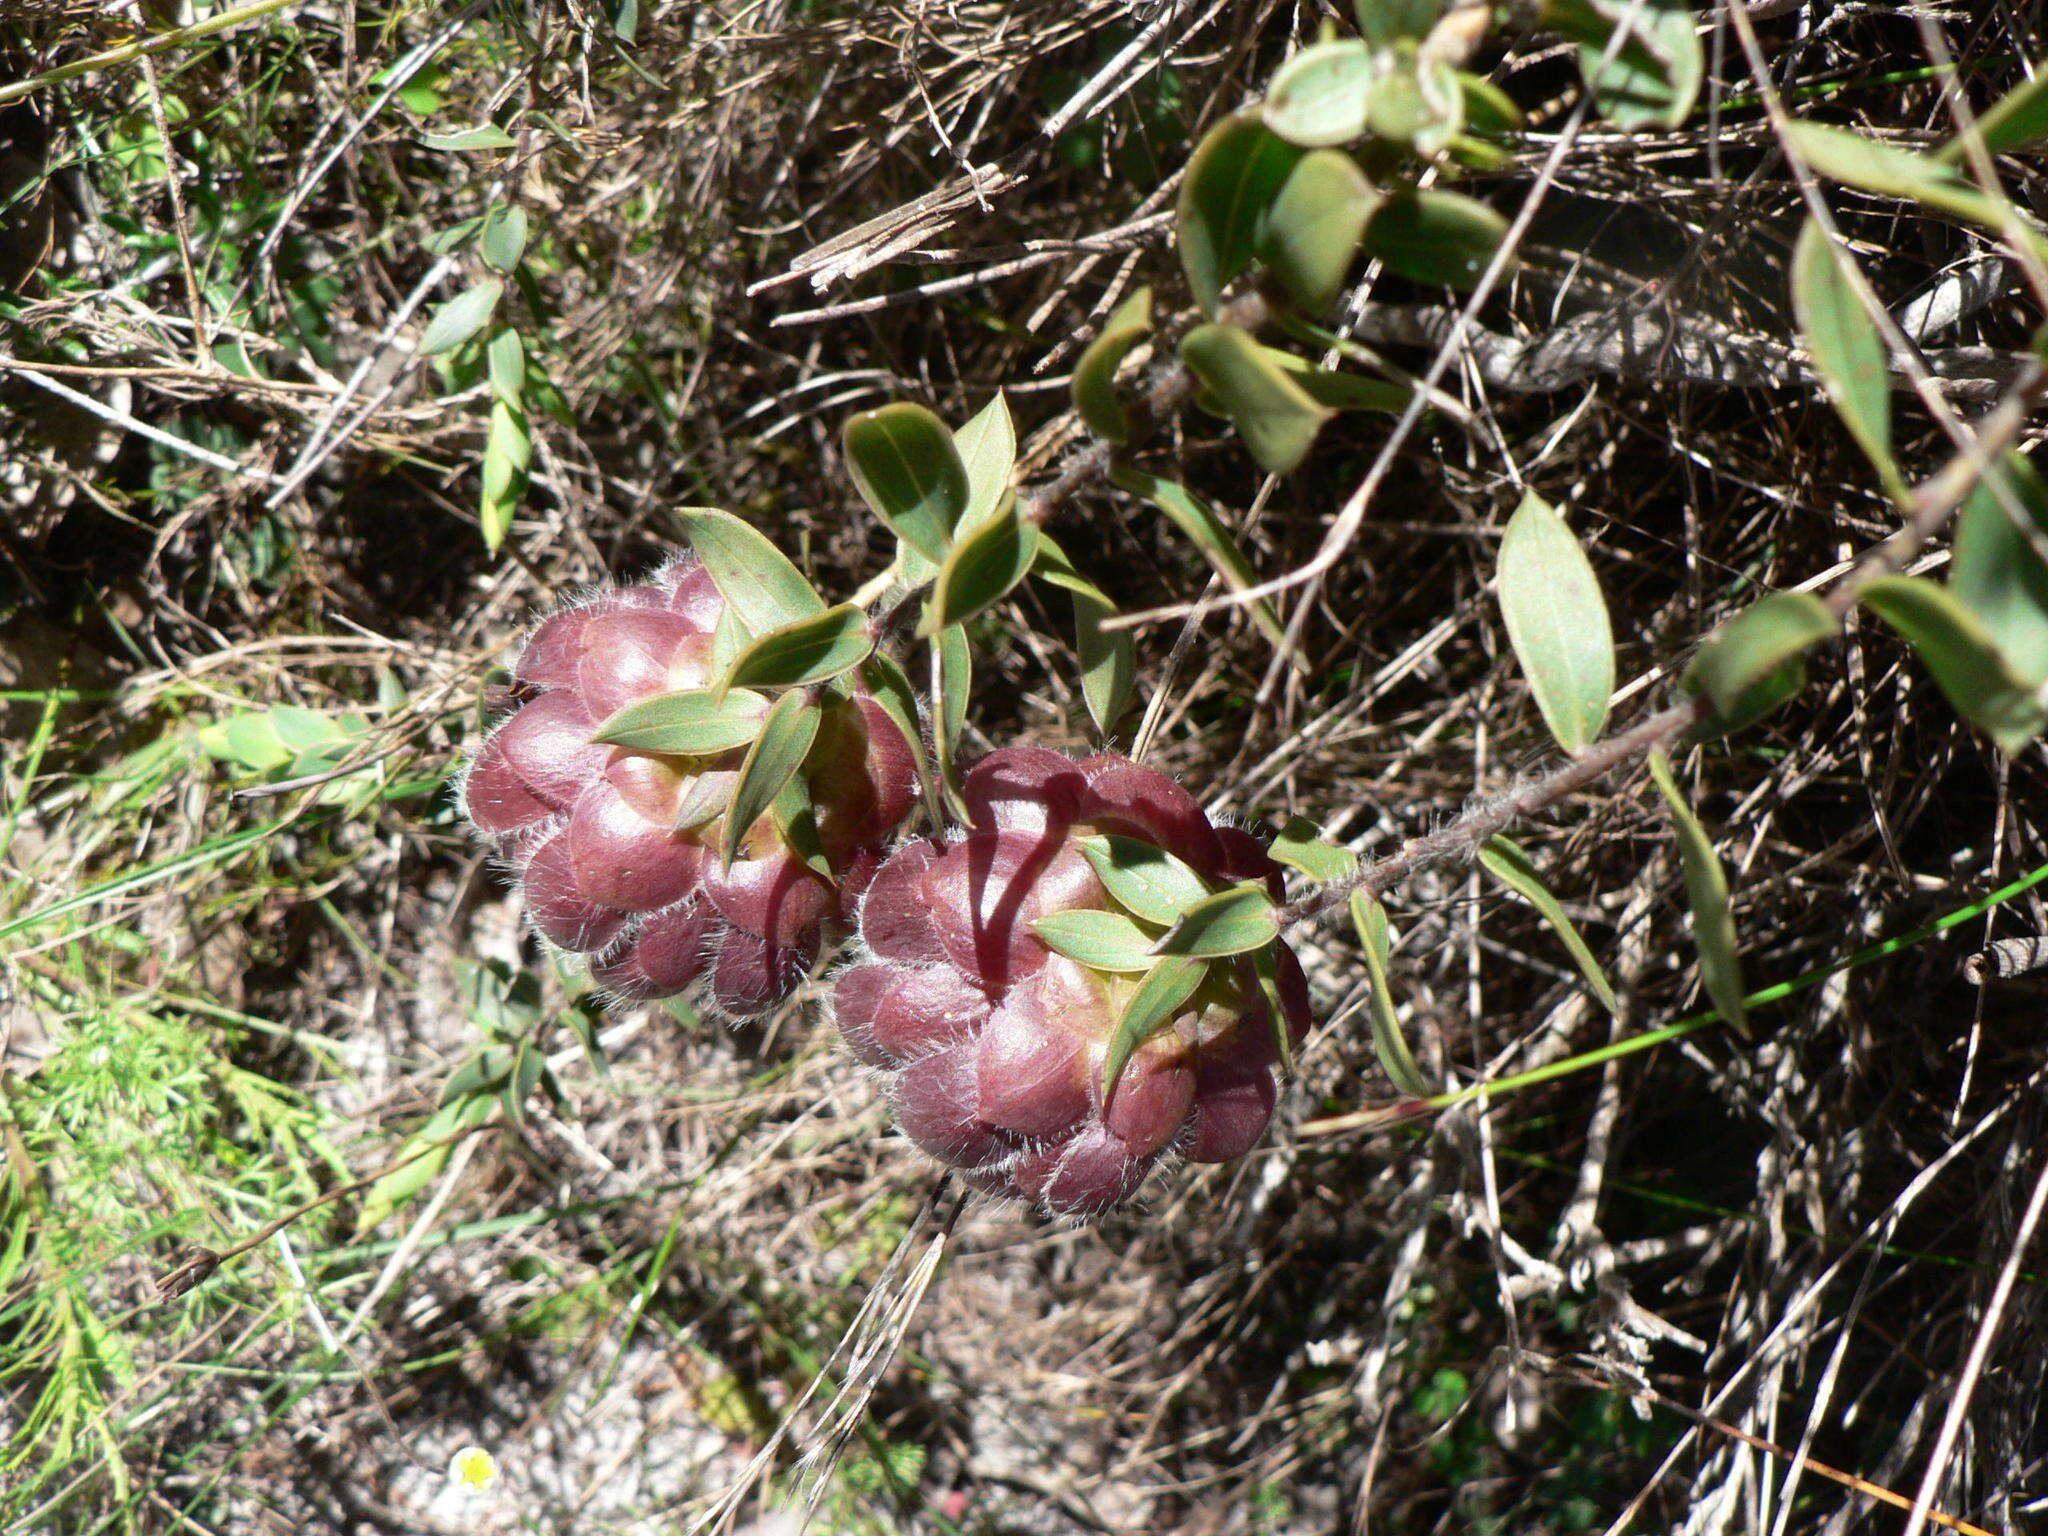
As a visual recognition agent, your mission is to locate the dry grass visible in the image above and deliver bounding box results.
[3,2,2047,1533]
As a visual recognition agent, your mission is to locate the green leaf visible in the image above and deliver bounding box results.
[857,652,941,827]
[1349,891,1432,1096]
[1791,219,1898,492]
[1365,188,1508,290]
[1940,72,2048,161]
[1034,538,1135,736]
[720,691,822,871]
[486,326,524,405]
[1496,490,1615,752]
[1077,833,1213,925]
[1458,72,1526,136]
[215,713,289,770]
[925,506,1040,633]
[419,279,502,356]
[723,603,874,693]
[1179,322,1334,475]
[952,392,1016,526]
[1861,574,2048,753]
[1544,0,1702,129]
[1070,286,1152,444]
[1356,0,1446,45]
[1262,40,1377,148]
[1101,957,1208,1102]
[1951,453,2048,688]
[1152,881,1280,958]
[770,773,832,881]
[1646,751,1749,1036]
[934,621,971,811]
[1177,112,1306,315]
[1262,149,1380,314]
[1785,122,2048,263]
[479,204,529,274]
[673,507,827,634]
[1269,815,1360,883]
[1110,466,1291,653]
[842,403,971,562]
[1265,350,1412,412]
[590,687,770,754]
[480,399,530,553]
[1476,836,1618,1012]
[1030,909,1162,971]
[1681,590,1838,731]
[418,123,516,151]
[1365,57,1464,157]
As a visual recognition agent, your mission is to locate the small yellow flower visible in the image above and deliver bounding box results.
[447,1447,499,1495]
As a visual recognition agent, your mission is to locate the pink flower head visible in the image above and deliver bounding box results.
[460,559,915,1017]
[833,745,1310,1216]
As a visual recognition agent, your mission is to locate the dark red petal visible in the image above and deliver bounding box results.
[1080,760,1224,872]
[1011,1125,1152,1216]
[496,691,606,809]
[462,732,558,836]
[590,901,718,999]
[522,826,630,954]
[564,782,706,913]
[1184,1058,1277,1163]
[975,993,1090,1138]
[1103,1053,1197,1159]
[831,962,904,1068]
[708,926,815,1017]
[1214,825,1284,898]
[701,847,833,949]
[962,745,1091,833]
[1273,941,1312,1044]
[894,1046,1016,1171]
[853,696,917,839]
[923,829,1104,990]
[576,610,704,721]
[871,964,989,1063]
[859,839,947,964]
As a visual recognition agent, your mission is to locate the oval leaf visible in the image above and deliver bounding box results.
[1791,219,1898,492]
[1071,286,1152,444]
[1101,956,1208,1102]
[719,691,822,872]
[843,403,970,562]
[1110,466,1291,651]
[1861,574,2048,753]
[1179,322,1334,475]
[1497,490,1615,752]
[674,507,826,635]
[1078,833,1213,926]
[419,279,502,356]
[1262,39,1377,148]
[1031,909,1162,972]
[926,507,1040,633]
[1177,112,1307,315]
[1364,188,1507,290]
[723,603,874,693]
[1350,891,1433,1096]
[1262,149,1380,314]
[953,392,1017,526]
[1681,590,1838,730]
[1951,453,2048,688]
[1646,751,1748,1036]
[591,687,771,754]
[1476,836,1618,1012]
[1269,815,1360,884]
[480,204,529,274]
[1151,881,1279,959]
[419,124,516,151]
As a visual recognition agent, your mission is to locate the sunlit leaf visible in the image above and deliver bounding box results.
[842,403,971,562]
[1496,490,1614,752]
[1151,881,1279,958]
[1178,112,1306,315]
[1030,909,1161,971]
[1078,833,1213,925]
[479,204,529,273]
[1035,538,1136,736]
[1681,590,1837,732]
[1070,286,1152,443]
[674,507,826,634]
[1646,751,1748,1036]
[1791,219,1898,492]
[925,506,1039,633]
[1861,574,2048,753]
[1951,452,2048,687]
[1350,891,1432,1095]
[1101,957,1208,1101]
[1262,149,1380,313]
[720,691,821,871]
[1262,40,1376,147]
[858,651,940,826]
[722,604,874,693]
[1180,321,1334,474]
[953,392,1016,525]
[1544,0,1703,129]
[1365,188,1508,289]
[1476,836,1618,1011]
[591,687,770,754]
[1269,815,1359,883]
[419,279,502,356]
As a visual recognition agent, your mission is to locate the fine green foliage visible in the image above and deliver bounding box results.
[1496,491,1615,753]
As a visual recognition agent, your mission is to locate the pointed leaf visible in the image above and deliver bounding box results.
[486,325,525,404]
[1072,583,1135,738]
[723,603,874,693]
[1250,943,1298,1082]
[1786,122,2048,264]
[1681,590,1837,731]
[419,124,516,151]
[1262,40,1377,148]
[933,622,971,812]
[1792,219,1898,491]
[1356,0,1447,44]
[1078,833,1213,925]
[479,204,529,274]
[1269,815,1360,884]
[1030,909,1162,972]
[419,279,503,356]
[720,691,821,871]
[1646,751,1749,1036]
[1861,575,2048,753]
[591,687,770,754]
[857,651,940,826]
[1365,188,1508,290]
[925,507,1040,633]
[1152,881,1280,958]
[1497,491,1615,752]
[1476,836,1618,1011]
[1951,453,2048,687]
[770,773,832,880]
[1177,112,1307,315]
[1111,466,1290,650]
[953,392,1016,525]
[1939,72,2048,161]
[1180,322,1334,474]
[1071,286,1152,444]
[1350,891,1432,1095]
[674,508,826,634]
[1262,149,1380,313]
[1101,956,1208,1102]
[1266,349,1412,412]
[842,403,971,562]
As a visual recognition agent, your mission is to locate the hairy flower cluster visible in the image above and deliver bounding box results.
[832,746,1309,1216]
[460,559,914,1016]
